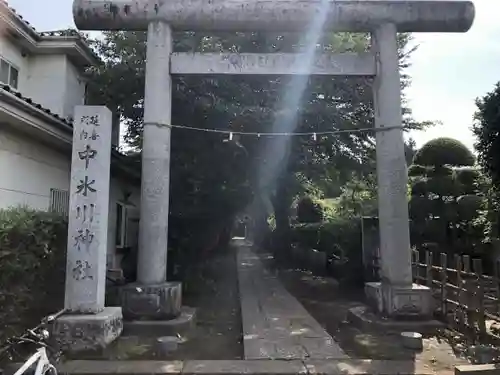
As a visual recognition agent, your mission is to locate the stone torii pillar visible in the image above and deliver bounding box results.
[72,0,474,320]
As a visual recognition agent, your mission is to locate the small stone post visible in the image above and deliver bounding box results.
[365,23,432,318]
[53,106,123,352]
[120,21,182,321]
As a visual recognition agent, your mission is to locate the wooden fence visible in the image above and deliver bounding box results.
[412,250,500,338]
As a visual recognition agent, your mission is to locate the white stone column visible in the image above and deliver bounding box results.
[137,21,172,285]
[120,21,182,321]
[372,23,412,287]
[366,23,432,318]
[65,105,112,312]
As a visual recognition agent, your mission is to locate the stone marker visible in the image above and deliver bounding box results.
[401,332,423,350]
[155,336,180,357]
[53,106,122,352]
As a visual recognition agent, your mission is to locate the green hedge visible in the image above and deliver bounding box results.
[0,207,67,345]
[296,196,324,223]
[290,217,363,284]
[291,218,360,256]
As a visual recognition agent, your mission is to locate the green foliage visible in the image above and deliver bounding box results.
[85,30,431,249]
[336,173,378,217]
[408,164,429,177]
[0,207,67,344]
[473,83,500,187]
[455,167,481,188]
[296,196,324,223]
[408,138,488,256]
[290,217,363,283]
[290,218,361,257]
[412,137,475,167]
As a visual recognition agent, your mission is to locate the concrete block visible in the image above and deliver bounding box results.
[348,305,443,334]
[304,359,433,375]
[400,332,423,350]
[57,360,182,375]
[123,307,196,337]
[155,336,181,357]
[120,282,182,320]
[182,360,307,375]
[365,282,433,318]
[52,307,123,353]
[455,364,500,375]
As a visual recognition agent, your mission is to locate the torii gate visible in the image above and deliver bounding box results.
[72,0,474,329]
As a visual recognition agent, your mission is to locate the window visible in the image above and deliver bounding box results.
[115,202,128,248]
[49,189,69,216]
[0,58,19,89]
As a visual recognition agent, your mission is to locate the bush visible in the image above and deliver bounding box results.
[0,207,67,345]
[412,137,475,167]
[296,196,323,223]
[290,217,363,284]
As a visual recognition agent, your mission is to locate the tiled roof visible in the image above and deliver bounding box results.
[0,84,141,179]
[0,0,38,34]
[0,83,73,126]
[1,1,100,65]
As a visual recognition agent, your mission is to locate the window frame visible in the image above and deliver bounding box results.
[49,188,70,217]
[0,57,19,89]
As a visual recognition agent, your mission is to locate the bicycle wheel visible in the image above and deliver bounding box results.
[42,364,57,375]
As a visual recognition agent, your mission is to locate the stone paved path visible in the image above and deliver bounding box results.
[236,240,348,360]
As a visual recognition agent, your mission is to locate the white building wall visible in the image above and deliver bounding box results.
[0,126,140,263]
[0,34,87,120]
[24,55,67,116]
[24,55,86,119]
[0,37,29,90]
[0,128,70,210]
[63,61,86,118]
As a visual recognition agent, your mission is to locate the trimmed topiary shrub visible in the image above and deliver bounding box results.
[0,207,67,346]
[408,164,430,177]
[409,138,488,257]
[412,137,475,167]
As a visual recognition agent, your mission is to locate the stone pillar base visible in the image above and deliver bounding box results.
[365,282,433,319]
[121,281,182,320]
[52,307,123,353]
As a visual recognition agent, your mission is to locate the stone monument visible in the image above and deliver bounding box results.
[53,106,123,352]
[71,0,475,323]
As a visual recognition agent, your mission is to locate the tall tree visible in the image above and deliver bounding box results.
[472,83,500,241]
[85,30,430,249]
[473,83,500,186]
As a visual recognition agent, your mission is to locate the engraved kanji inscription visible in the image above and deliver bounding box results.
[80,115,99,126]
[72,260,93,280]
[80,129,100,141]
[78,145,98,169]
[76,176,96,196]
[74,229,94,251]
[76,204,95,222]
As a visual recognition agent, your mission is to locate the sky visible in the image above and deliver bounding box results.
[6,0,500,151]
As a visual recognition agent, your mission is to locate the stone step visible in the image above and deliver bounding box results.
[52,359,437,375]
[122,306,196,338]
